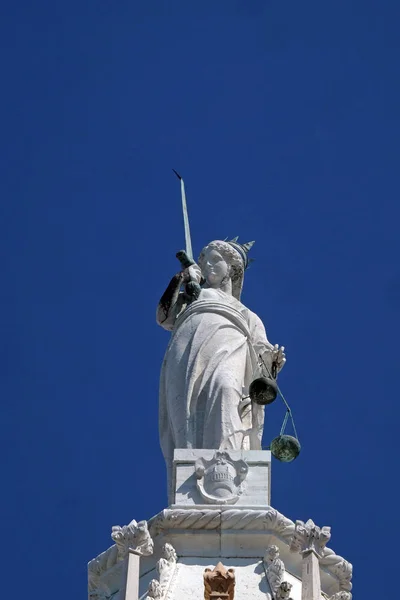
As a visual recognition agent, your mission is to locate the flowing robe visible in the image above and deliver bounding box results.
[158,287,274,485]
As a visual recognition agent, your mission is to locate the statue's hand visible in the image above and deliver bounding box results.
[181,264,202,284]
[271,344,286,374]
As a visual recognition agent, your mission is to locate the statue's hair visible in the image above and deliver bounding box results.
[198,240,245,300]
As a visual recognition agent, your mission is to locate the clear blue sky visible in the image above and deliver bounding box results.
[1,1,399,598]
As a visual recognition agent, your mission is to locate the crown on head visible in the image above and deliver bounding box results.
[226,237,255,269]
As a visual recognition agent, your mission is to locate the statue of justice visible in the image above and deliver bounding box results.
[156,173,288,489]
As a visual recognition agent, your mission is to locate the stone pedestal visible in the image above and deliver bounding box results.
[87,449,353,600]
[172,449,271,507]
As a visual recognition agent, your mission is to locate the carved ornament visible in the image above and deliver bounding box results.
[204,562,235,600]
[263,545,293,600]
[148,508,352,592]
[290,519,331,558]
[146,579,163,600]
[144,542,178,600]
[111,519,154,558]
[195,451,248,504]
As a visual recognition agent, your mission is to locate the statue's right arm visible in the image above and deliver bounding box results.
[156,273,185,331]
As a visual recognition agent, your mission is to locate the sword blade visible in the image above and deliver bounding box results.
[173,170,193,261]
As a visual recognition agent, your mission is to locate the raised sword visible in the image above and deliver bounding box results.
[172,169,194,267]
[172,170,201,299]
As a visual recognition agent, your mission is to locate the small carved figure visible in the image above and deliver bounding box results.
[277,581,293,600]
[204,562,235,600]
[156,542,177,590]
[264,545,285,599]
[146,579,163,600]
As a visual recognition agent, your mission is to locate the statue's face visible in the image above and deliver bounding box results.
[201,247,229,287]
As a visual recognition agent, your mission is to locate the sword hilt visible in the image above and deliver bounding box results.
[176,250,201,301]
[176,250,194,269]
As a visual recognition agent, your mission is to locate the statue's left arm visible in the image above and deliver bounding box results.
[249,312,286,376]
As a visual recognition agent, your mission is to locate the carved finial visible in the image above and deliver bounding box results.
[111,518,154,558]
[290,518,331,557]
[204,562,235,600]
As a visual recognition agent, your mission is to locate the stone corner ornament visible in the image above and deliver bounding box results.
[88,517,154,600]
[111,519,154,558]
[290,519,331,558]
[203,562,236,600]
[195,451,249,504]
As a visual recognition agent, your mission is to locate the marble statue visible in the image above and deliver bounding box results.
[157,238,285,488]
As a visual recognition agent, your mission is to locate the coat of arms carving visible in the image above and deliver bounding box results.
[195,451,248,504]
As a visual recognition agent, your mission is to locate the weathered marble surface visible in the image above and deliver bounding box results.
[172,449,271,507]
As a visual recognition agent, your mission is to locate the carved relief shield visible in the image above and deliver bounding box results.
[195,451,248,505]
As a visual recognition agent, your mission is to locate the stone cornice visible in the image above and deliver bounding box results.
[148,507,352,593]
